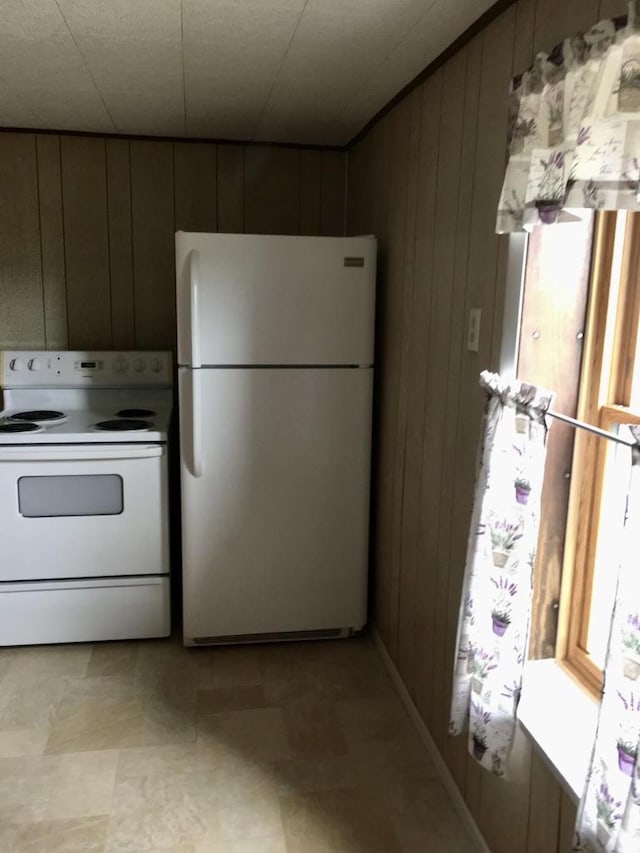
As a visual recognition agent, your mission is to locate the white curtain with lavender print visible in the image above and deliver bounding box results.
[574,428,640,852]
[496,3,640,233]
[450,372,553,776]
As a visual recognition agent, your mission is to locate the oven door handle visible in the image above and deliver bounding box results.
[0,445,165,462]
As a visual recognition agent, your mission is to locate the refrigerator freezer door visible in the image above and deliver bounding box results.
[176,233,376,367]
[179,367,372,642]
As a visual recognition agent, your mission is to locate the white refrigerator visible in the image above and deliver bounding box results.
[175,232,376,646]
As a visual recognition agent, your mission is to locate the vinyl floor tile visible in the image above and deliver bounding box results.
[45,697,146,754]
[105,802,216,852]
[85,643,139,678]
[2,815,108,853]
[195,837,287,853]
[279,787,403,853]
[110,768,217,817]
[207,645,263,689]
[216,786,283,842]
[116,742,199,779]
[63,674,139,701]
[198,706,291,765]
[0,754,57,823]
[196,684,266,714]
[0,727,49,757]
[281,698,348,760]
[0,677,67,730]
[46,749,119,820]
[271,754,359,796]
[4,645,91,681]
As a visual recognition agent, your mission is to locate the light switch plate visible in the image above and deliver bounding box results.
[467,308,481,352]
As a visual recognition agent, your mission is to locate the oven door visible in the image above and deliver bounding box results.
[0,444,169,581]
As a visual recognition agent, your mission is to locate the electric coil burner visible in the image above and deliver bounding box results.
[0,422,42,433]
[9,409,66,423]
[0,350,173,647]
[116,408,156,418]
[95,419,153,431]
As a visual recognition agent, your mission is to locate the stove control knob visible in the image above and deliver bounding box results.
[149,358,163,373]
[28,357,41,372]
[133,358,146,372]
[9,358,23,371]
[112,357,128,373]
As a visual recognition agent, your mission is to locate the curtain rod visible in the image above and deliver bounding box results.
[547,410,637,448]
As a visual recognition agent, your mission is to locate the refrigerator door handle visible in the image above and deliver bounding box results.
[189,249,201,369]
[191,367,203,478]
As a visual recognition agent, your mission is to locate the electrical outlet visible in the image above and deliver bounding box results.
[467,308,481,352]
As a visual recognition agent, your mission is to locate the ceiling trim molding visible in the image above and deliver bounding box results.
[0,125,346,152]
[348,0,518,148]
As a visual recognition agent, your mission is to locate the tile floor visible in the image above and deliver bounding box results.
[0,633,477,852]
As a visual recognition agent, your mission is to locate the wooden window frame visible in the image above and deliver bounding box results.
[557,211,640,696]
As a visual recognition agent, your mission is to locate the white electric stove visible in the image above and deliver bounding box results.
[0,351,173,646]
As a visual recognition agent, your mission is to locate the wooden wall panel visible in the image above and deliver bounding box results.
[512,0,537,73]
[558,791,578,850]
[387,95,419,665]
[174,142,217,233]
[217,144,244,233]
[533,0,600,54]
[299,149,322,235]
[372,100,412,661]
[479,726,533,853]
[106,139,135,350]
[443,34,484,797]
[395,86,427,692]
[320,150,346,236]
[61,136,112,349]
[36,135,67,349]
[345,130,375,237]
[130,141,176,350]
[598,0,628,18]
[527,750,562,853]
[403,71,443,709]
[0,134,44,349]
[419,49,470,756]
[244,147,300,235]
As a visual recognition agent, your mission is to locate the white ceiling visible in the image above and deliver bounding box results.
[0,0,496,146]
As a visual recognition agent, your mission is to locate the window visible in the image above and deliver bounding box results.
[557,212,640,695]
[515,214,593,663]
[512,211,640,696]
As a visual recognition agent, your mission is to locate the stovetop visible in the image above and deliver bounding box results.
[0,351,172,444]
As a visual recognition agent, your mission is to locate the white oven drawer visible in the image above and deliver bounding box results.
[0,577,170,645]
[0,444,169,582]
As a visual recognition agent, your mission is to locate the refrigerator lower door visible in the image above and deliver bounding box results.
[179,367,372,644]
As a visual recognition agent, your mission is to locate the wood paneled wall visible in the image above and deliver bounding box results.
[0,134,346,352]
[346,1,627,851]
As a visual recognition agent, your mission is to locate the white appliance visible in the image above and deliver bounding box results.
[0,351,173,645]
[176,232,376,645]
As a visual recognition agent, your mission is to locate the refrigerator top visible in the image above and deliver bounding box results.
[176,233,376,368]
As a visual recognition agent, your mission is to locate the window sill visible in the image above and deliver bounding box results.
[517,659,599,803]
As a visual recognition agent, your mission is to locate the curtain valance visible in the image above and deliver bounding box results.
[496,5,640,233]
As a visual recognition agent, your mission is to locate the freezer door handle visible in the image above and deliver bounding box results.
[0,445,165,463]
[189,249,201,369]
